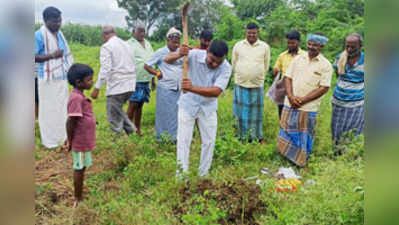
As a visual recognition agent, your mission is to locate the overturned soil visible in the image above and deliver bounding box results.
[174,179,267,225]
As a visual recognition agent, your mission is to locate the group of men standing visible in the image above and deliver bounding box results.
[91,26,230,177]
[230,23,364,167]
[35,6,364,177]
[274,31,364,166]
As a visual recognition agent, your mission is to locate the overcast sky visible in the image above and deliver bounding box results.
[35,0,233,29]
[35,0,129,28]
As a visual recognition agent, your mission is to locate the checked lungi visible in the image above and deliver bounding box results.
[233,85,264,141]
[277,106,318,167]
[331,103,364,144]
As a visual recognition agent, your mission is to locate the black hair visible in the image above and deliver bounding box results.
[200,30,213,41]
[209,40,228,57]
[286,30,301,41]
[42,6,61,22]
[246,23,259,30]
[67,63,94,87]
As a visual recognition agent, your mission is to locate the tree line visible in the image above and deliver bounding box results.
[35,0,364,61]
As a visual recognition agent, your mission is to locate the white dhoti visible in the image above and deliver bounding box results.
[38,79,68,148]
[37,25,73,148]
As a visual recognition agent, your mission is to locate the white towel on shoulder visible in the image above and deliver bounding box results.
[336,50,348,75]
[40,25,74,80]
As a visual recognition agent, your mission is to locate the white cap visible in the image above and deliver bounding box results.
[135,21,146,30]
[166,27,182,38]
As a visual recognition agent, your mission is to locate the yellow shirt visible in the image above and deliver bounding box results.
[284,53,333,112]
[273,48,306,77]
[232,39,270,88]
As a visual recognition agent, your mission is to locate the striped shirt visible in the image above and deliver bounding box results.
[332,52,364,107]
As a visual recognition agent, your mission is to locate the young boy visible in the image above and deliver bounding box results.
[66,63,96,207]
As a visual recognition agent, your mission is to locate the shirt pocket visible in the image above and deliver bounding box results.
[305,70,322,87]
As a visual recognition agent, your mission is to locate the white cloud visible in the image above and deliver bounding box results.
[35,0,129,28]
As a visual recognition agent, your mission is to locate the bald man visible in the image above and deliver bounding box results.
[91,26,137,135]
[331,34,364,152]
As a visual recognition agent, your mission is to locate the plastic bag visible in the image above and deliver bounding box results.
[266,72,286,105]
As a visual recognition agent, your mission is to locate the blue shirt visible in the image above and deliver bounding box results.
[332,51,364,107]
[146,46,183,90]
[178,50,232,117]
[34,29,68,80]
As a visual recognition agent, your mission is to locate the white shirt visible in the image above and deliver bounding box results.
[95,36,136,96]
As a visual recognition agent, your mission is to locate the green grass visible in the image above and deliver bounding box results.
[35,44,363,225]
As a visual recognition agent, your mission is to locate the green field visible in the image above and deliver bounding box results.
[35,44,364,225]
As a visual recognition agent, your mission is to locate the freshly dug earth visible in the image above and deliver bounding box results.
[174,179,267,225]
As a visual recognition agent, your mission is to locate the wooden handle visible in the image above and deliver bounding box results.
[181,1,190,79]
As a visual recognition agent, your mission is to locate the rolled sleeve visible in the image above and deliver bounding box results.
[231,45,238,73]
[68,97,83,117]
[214,63,232,91]
[320,64,333,87]
[284,57,296,79]
[264,44,271,73]
[95,46,111,89]
[34,31,44,56]
[274,55,283,71]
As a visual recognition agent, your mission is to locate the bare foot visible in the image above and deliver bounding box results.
[136,130,143,136]
[73,200,81,208]
[259,139,266,144]
[60,140,68,152]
